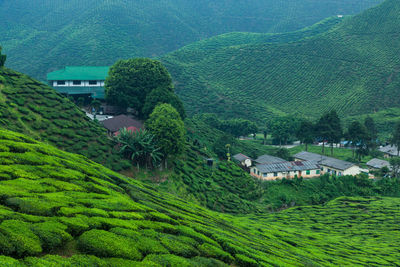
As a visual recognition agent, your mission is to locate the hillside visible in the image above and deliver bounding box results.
[0,128,399,265]
[0,67,128,170]
[0,0,382,80]
[163,0,400,123]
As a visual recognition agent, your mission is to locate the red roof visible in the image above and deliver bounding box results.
[101,115,143,133]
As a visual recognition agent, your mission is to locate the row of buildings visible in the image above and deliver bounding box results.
[234,152,365,180]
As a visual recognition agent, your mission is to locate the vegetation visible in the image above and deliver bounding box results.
[0,47,5,67]
[162,0,398,127]
[0,128,399,265]
[146,104,186,169]
[114,128,162,169]
[105,58,183,119]
[1,0,382,79]
[0,67,129,171]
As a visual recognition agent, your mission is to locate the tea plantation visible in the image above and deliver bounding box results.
[0,128,398,265]
[163,0,400,123]
[0,67,129,170]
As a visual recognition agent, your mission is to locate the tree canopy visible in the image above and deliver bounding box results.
[346,121,368,161]
[145,104,186,168]
[105,58,183,119]
[316,111,342,155]
[391,121,400,156]
[0,47,6,67]
[296,120,315,151]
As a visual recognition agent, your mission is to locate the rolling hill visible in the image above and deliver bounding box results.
[0,128,399,265]
[163,0,400,124]
[0,0,382,80]
[0,66,128,170]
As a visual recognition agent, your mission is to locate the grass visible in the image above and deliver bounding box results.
[0,127,399,265]
[162,0,399,133]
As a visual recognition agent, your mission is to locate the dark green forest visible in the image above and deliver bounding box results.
[0,0,381,79]
[163,0,400,124]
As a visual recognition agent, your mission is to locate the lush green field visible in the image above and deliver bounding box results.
[163,0,400,125]
[0,0,382,80]
[0,67,129,171]
[0,128,399,265]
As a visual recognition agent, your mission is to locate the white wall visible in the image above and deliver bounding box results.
[52,80,103,87]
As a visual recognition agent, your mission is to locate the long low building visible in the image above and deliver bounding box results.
[47,66,109,99]
[294,151,361,176]
[250,161,320,180]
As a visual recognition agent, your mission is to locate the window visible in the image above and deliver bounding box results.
[89,80,98,85]
[338,172,342,176]
[253,169,257,174]
[57,81,66,85]
[273,172,278,177]
[263,173,267,177]
[316,170,320,174]
[306,170,310,175]
[257,171,260,176]
[73,80,82,85]
[328,168,331,173]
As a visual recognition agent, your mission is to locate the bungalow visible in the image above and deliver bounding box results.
[294,151,361,176]
[47,66,109,99]
[366,158,391,171]
[101,115,143,136]
[250,161,320,180]
[379,145,399,158]
[233,154,252,168]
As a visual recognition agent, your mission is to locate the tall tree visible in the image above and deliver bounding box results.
[142,86,186,119]
[346,121,368,161]
[270,116,297,146]
[364,116,378,150]
[391,122,400,156]
[316,111,342,155]
[390,157,400,178]
[0,47,6,67]
[145,104,186,169]
[105,58,174,118]
[296,120,315,151]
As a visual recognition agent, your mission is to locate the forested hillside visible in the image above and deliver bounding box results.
[0,128,399,265]
[163,0,400,122]
[0,0,382,79]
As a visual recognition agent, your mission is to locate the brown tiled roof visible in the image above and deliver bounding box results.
[101,115,143,133]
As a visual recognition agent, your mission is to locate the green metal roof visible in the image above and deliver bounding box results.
[47,66,110,81]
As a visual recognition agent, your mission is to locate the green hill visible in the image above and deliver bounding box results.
[163,0,400,123]
[0,67,128,170]
[0,128,399,265]
[0,0,382,80]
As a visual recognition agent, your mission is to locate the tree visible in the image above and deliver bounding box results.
[390,157,400,178]
[142,86,185,119]
[364,116,378,150]
[213,134,236,159]
[316,111,342,155]
[346,121,368,161]
[391,122,400,156]
[145,104,186,169]
[105,58,174,118]
[296,120,314,151]
[0,47,6,67]
[261,127,268,145]
[270,117,297,146]
[114,128,162,169]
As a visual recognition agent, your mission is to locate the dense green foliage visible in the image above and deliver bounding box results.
[0,47,5,67]
[0,0,382,79]
[105,58,183,119]
[0,67,129,171]
[0,128,399,265]
[163,0,399,124]
[146,104,186,166]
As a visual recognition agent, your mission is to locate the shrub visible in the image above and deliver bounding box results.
[198,243,234,263]
[160,235,199,257]
[0,220,42,257]
[31,221,73,251]
[143,254,192,267]
[77,229,142,260]
[191,256,228,267]
[58,217,90,236]
[0,256,21,266]
[235,254,259,267]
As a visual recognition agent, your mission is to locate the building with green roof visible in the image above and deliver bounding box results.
[47,66,110,99]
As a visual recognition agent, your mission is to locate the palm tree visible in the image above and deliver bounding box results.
[114,128,162,169]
